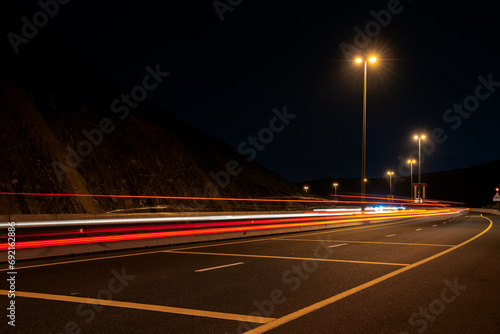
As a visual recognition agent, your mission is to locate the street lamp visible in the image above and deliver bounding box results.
[304,185,309,194]
[407,159,416,199]
[414,134,426,202]
[386,171,394,196]
[355,55,377,210]
[333,182,338,200]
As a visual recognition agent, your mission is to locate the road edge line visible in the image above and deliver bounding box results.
[244,214,493,334]
[0,289,275,324]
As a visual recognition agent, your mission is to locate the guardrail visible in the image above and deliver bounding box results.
[469,208,500,215]
[1,208,467,261]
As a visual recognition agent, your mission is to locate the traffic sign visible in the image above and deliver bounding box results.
[494,192,500,202]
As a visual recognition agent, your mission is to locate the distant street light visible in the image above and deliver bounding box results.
[407,159,416,199]
[387,171,394,196]
[355,55,378,210]
[496,188,499,192]
[414,134,426,201]
[304,185,309,194]
[333,182,339,200]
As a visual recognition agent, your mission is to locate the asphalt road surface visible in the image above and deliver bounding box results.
[2,213,499,334]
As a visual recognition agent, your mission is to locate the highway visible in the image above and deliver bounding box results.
[2,212,499,333]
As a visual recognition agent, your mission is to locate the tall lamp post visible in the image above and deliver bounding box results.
[386,171,394,197]
[355,55,377,210]
[333,182,338,200]
[304,186,309,194]
[407,159,416,199]
[414,135,426,201]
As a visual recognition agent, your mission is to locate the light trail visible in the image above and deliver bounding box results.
[4,208,419,238]
[0,209,462,251]
[0,210,362,228]
[7,212,364,237]
[0,192,449,207]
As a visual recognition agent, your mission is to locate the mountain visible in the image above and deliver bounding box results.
[0,3,301,215]
[297,160,500,208]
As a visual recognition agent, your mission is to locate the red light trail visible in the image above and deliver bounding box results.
[0,209,462,251]
[0,192,448,206]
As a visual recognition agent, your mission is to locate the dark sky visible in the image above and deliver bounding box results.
[8,0,500,182]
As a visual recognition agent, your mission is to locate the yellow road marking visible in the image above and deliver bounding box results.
[0,216,421,272]
[275,238,454,247]
[195,262,245,272]
[270,219,417,240]
[275,212,462,240]
[0,214,447,272]
[165,250,409,267]
[0,250,166,272]
[171,220,413,252]
[169,234,286,252]
[244,215,493,333]
[0,290,274,324]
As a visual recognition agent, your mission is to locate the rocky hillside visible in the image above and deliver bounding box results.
[0,4,302,214]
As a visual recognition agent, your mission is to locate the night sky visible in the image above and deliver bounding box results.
[7,0,500,182]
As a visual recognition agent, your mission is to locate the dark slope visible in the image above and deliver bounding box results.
[0,3,301,214]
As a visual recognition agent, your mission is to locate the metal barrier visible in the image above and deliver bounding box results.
[469,208,500,215]
[1,209,467,261]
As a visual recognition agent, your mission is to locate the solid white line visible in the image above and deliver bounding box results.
[328,243,348,248]
[1,211,359,228]
[195,262,244,272]
[385,234,396,237]
[415,228,422,231]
